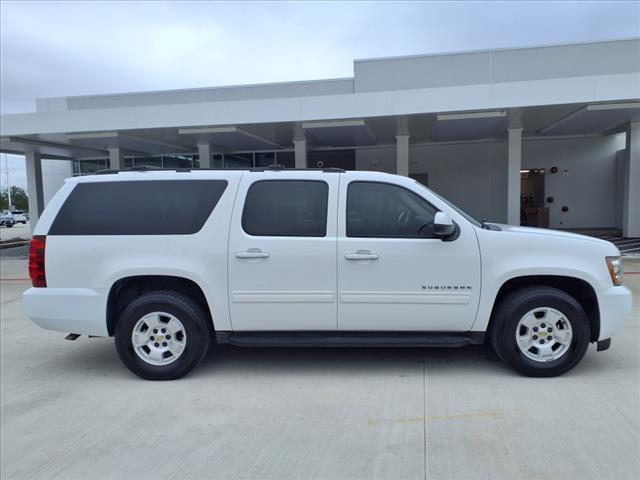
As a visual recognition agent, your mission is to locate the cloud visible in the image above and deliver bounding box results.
[1,0,638,189]
[2,1,638,114]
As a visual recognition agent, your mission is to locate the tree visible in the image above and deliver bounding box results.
[0,186,29,212]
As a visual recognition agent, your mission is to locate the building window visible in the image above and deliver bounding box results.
[242,180,328,237]
[117,154,199,169]
[308,149,355,170]
[276,151,295,168]
[79,159,108,175]
[74,152,300,173]
[224,153,253,168]
[254,152,276,168]
[163,155,196,169]
[131,156,163,168]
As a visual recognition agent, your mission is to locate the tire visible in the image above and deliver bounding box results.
[490,286,590,377]
[115,290,211,380]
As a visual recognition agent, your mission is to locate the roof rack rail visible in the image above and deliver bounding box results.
[93,166,346,175]
[250,166,345,173]
[94,166,165,175]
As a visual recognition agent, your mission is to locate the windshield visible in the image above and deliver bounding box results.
[413,182,483,228]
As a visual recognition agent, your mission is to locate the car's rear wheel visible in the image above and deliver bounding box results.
[490,286,590,377]
[115,290,211,380]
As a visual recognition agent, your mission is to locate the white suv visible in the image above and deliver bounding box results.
[11,210,27,224]
[23,168,632,380]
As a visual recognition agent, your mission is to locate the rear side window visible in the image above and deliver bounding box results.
[49,180,227,235]
[242,180,328,237]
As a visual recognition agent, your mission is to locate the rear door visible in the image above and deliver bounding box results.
[227,172,339,330]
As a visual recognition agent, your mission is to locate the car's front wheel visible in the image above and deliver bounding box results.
[115,290,211,380]
[490,286,590,377]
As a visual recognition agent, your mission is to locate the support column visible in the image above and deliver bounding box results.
[396,135,410,176]
[623,122,640,237]
[294,140,306,169]
[108,147,123,170]
[25,152,44,231]
[507,128,523,225]
[197,144,211,168]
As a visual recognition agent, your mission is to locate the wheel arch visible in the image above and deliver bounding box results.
[488,275,600,342]
[106,275,214,336]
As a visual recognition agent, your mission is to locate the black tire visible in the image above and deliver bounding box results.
[115,290,211,380]
[490,286,590,377]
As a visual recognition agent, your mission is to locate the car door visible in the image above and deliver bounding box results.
[227,172,339,331]
[337,177,481,331]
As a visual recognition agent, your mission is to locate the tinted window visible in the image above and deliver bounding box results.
[242,180,328,237]
[50,180,227,235]
[347,182,438,238]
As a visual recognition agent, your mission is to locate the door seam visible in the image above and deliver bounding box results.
[335,173,342,329]
[226,172,245,332]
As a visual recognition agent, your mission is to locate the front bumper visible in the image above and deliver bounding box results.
[23,287,108,337]
[598,285,632,341]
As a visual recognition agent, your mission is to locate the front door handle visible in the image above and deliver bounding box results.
[345,251,379,261]
[235,249,270,259]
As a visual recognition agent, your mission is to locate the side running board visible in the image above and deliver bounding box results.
[215,331,485,348]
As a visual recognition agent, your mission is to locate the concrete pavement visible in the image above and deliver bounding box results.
[0,223,30,241]
[1,257,638,480]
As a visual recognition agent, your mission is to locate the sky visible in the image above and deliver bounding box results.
[1,0,639,190]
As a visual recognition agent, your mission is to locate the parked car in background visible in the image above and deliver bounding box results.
[0,210,15,228]
[11,210,27,224]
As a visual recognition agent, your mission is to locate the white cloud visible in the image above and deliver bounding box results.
[1,0,639,187]
[2,0,638,114]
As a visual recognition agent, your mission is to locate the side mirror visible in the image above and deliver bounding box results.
[433,212,456,237]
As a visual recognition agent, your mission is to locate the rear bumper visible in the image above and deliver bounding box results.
[598,285,632,341]
[23,287,108,337]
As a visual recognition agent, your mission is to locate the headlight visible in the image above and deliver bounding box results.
[606,256,622,286]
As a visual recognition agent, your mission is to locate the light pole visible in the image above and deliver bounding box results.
[3,154,11,209]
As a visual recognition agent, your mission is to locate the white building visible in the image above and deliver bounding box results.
[1,38,639,236]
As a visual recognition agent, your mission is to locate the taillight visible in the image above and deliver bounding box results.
[28,235,46,287]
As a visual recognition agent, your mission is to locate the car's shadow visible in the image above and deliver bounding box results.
[47,337,611,381]
[193,342,511,379]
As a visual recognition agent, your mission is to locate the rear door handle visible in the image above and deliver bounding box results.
[345,251,379,261]
[235,249,270,259]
